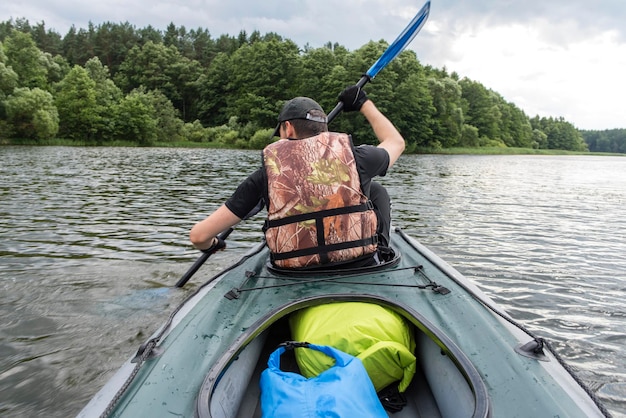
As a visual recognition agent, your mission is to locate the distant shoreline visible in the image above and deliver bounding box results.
[1,140,623,156]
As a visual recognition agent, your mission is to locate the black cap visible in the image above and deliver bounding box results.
[272,97,328,137]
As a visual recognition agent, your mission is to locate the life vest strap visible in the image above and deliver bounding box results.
[271,235,378,261]
[264,201,374,229]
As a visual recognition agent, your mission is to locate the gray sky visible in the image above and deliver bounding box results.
[3,0,625,130]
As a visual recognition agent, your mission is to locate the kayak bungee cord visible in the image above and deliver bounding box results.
[224,265,451,299]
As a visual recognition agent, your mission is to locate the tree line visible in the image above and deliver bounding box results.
[581,129,626,154]
[0,18,603,152]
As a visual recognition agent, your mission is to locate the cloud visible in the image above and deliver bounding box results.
[416,10,626,129]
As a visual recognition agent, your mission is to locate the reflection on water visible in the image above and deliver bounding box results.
[1,147,625,417]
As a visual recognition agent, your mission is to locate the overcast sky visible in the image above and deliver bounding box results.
[3,0,625,130]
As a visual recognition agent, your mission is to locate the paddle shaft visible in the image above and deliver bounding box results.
[326,75,370,123]
[175,228,233,287]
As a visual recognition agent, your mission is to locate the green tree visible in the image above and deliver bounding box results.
[214,34,241,56]
[0,41,18,137]
[115,41,172,91]
[530,116,587,151]
[3,30,49,89]
[390,73,435,149]
[196,52,231,127]
[532,128,547,149]
[112,89,158,145]
[4,87,59,140]
[335,44,436,148]
[84,57,123,142]
[60,25,92,67]
[93,22,141,75]
[188,27,216,67]
[0,42,18,97]
[137,25,163,45]
[85,56,121,97]
[0,19,63,55]
[142,88,184,143]
[47,53,71,84]
[248,127,275,149]
[169,55,203,121]
[460,78,501,143]
[1,17,595,150]
[317,64,352,132]
[115,41,202,121]
[163,23,203,59]
[460,124,480,147]
[55,65,99,140]
[181,119,211,143]
[428,77,463,147]
[297,46,345,102]
[346,41,385,79]
[498,101,533,148]
[225,38,302,129]
[30,21,63,55]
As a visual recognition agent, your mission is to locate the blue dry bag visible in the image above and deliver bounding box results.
[260,342,387,418]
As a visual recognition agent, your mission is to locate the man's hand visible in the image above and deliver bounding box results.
[201,235,226,254]
[339,85,369,112]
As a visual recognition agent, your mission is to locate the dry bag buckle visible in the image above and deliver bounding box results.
[279,341,310,350]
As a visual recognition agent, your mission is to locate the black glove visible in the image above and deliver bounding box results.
[201,235,226,254]
[338,85,368,112]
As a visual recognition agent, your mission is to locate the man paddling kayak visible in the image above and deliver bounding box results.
[190,85,405,269]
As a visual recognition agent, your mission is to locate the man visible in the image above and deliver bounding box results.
[190,85,405,269]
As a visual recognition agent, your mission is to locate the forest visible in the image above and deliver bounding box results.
[0,18,622,153]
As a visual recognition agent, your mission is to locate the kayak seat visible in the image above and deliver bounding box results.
[267,247,401,276]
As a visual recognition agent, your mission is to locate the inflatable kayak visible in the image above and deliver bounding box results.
[78,228,610,417]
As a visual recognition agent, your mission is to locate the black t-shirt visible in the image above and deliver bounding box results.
[225,143,390,219]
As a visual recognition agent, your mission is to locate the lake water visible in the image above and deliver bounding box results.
[1,146,625,417]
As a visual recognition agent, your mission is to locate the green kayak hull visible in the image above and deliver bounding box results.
[79,229,608,417]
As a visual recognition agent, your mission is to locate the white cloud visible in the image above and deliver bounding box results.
[420,20,626,130]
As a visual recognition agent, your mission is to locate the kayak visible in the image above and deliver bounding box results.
[78,228,610,417]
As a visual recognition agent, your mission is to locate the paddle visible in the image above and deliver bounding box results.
[326,0,431,122]
[175,1,430,288]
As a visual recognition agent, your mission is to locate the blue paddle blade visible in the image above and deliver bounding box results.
[99,287,173,317]
[366,1,431,79]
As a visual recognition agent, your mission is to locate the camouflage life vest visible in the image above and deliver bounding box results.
[263,132,378,268]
